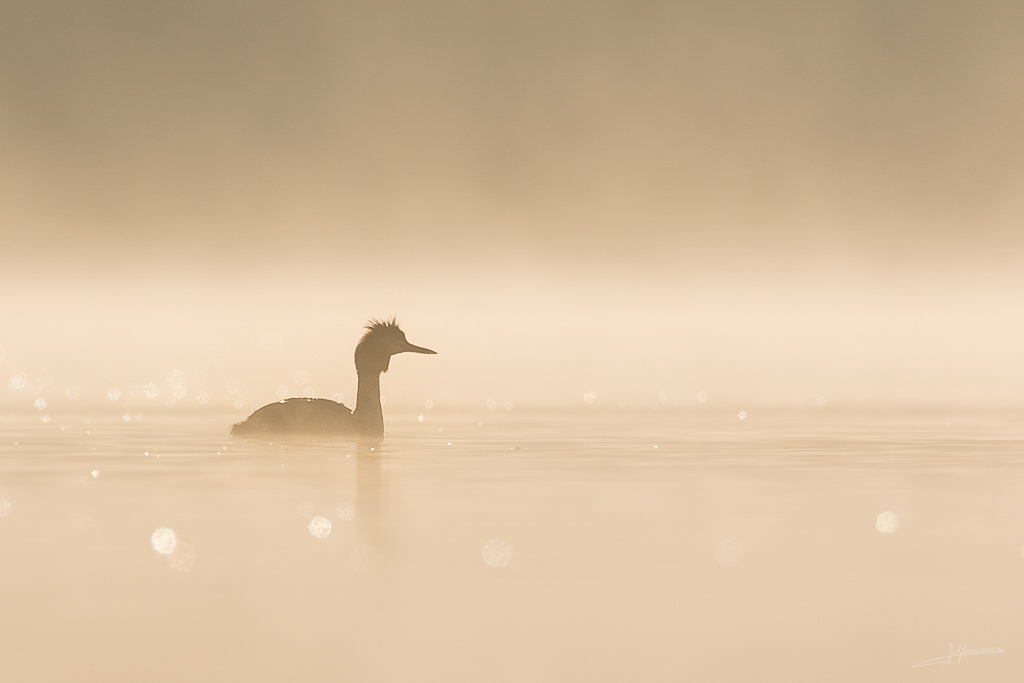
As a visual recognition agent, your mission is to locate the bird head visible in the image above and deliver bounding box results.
[354,318,436,374]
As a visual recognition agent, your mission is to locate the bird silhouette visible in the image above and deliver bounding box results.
[230,318,435,441]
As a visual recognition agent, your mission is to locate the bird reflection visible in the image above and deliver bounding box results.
[355,442,382,550]
[230,319,435,442]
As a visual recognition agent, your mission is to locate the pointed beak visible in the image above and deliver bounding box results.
[402,341,437,354]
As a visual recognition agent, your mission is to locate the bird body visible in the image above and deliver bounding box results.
[230,319,435,441]
[230,397,358,437]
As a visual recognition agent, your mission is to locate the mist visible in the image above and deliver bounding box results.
[2,0,1024,413]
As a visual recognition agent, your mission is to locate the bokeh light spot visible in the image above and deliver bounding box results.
[481,539,512,568]
[151,527,177,554]
[308,516,332,538]
[876,511,899,533]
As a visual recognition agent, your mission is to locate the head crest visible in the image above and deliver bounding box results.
[360,317,401,343]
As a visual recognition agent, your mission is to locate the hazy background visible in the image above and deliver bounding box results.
[1,0,1023,413]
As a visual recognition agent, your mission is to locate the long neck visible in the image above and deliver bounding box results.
[353,366,384,438]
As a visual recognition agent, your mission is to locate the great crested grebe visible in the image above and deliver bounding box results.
[230,318,435,441]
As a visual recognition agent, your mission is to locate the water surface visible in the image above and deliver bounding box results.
[1,407,1022,681]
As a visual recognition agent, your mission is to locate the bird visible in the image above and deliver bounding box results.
[230,318,436,441]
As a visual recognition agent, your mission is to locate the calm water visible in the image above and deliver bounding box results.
[1,407,1023,681]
